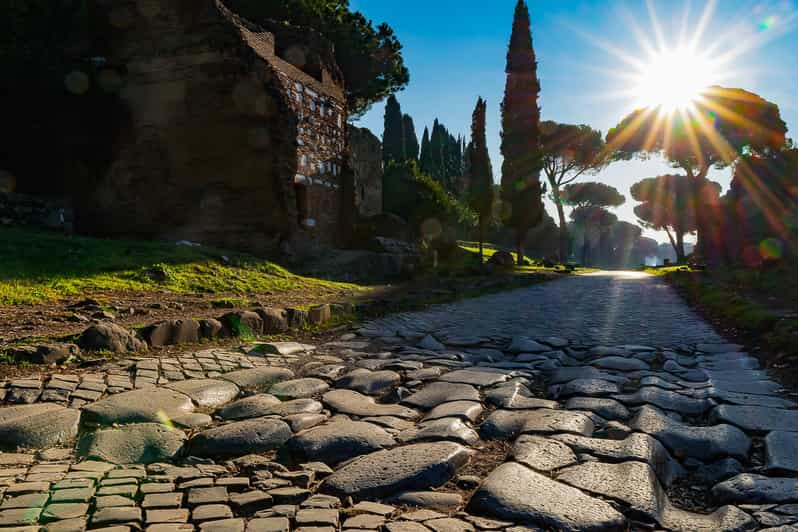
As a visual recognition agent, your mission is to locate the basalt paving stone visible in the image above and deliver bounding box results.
[481,410,553,440]
[385,522,432,532]
[558,460,756,531]
[507,337,549,354]
[710,405,798,433]
[0,403,81,450]
[468,462,626,531]
[386,491,463,511]
[77,423,186,465]
[713,474,798,504]
[164,380,239,408]
[614,386,715,416]
[268,379,329,400]
[401,382,481,409]
[548,378,621,399]
[1,493,49,509]
[422,401,483,423]
[322,390,418,419]
[484,383,559,410]
[82,388,194,426]
[510,434,577,472]
[766,432,798,474]
[590,356,650,372]
[709,389,796,409]
[287,420,395,465]
[334,370,402,396]
[397,418,480,446]
[198,517,245,532]
[630,405,751,461]
[218,368,295,392]
[552,432,684,487]
[187,419,292,458]
[320,442,471,499]
[437,369,510,387]
[519,408,595,437]
[246,517,290,532]
[565,397,630,420]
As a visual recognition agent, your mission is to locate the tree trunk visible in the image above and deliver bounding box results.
[516,232,524,266]
[663,227,678,264]
[555,197,569,264]
[675,230,686,264]
[478,219,485,265]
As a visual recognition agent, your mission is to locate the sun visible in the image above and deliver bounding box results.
[632,46,718,111]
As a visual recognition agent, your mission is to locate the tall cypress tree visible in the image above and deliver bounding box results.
[419,127,432,174]
[403,114,420,162]
[500,0,543,265]
[428,119,444,183]
[467,97,495,263]
[382,95,405,164]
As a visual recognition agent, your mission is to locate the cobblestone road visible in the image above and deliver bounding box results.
[1,272,796,532]
[368,271,723,347]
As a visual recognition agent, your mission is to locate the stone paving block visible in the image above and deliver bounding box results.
[41,503,89,521]
[95,496,137,509]
[766,432,798,474]
[197,518,245,532]
[295,508,339,527]
[45,516,88,532]
[142,493,183,509]
[191,505,233,522]
[187,487,228,507]
[0,493,49,509]
[91,507,143,526]
[0,507,43,526]
[50,488,94,503]
[145,509,190,524]
[245,517,289,532]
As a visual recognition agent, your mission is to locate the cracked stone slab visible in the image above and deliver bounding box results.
[323,390,418,419]
[82,388,194,426]
[77,423,186,464]
[713,474,798,504]
[630,406,751,461]
[766,432,798,474]
[552,433,684,487]
[288,420,395,465]
[334,370,401,395]
[614,386,715,416]
[507,337,549,354]
[710,405,798,433]
[468,462,626,531]
[187,419,292,458]
[0,403,81,450]
[401,382,481,409]
[165,379,240,408]
[557,460,756,531]
[320,442,471,499]
[510,434,577,472]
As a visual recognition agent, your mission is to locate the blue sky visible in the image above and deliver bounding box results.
[350,0,798,243]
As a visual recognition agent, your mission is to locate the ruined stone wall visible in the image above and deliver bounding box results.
[349,127,383,217]
[79,0,347,254]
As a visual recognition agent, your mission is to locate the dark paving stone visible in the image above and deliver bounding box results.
[288,420,395,465]
[187,419,292,458]
[468,462,626,531]
[320,442,471,499]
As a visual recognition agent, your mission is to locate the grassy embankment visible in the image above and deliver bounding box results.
[653,263,798,367]
[0,227,359,306]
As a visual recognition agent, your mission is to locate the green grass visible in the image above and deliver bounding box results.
[643,265,695,276]
[0,227,359,305]
[457,242,589,274]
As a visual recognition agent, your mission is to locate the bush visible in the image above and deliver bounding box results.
[383,161,476,245]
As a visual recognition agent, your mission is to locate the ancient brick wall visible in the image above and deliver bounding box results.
[349,127,383,217]
[78,0,348,255]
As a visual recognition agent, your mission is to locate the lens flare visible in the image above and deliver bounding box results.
[759,237,784,260]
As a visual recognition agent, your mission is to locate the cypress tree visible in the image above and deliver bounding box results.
[382,95,405,164]
[419,127,432,174]
[500,0,543,265]
[429,119,444,183]
[467,97,495,263]
[403,114,420,162]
